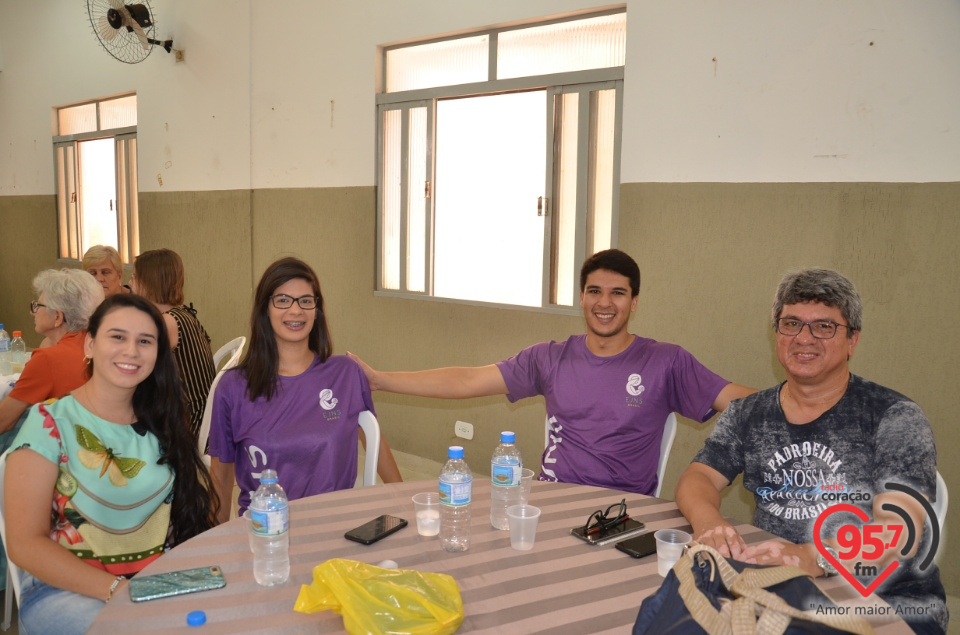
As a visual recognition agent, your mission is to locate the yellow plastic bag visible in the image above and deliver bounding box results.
[294,558,464,635]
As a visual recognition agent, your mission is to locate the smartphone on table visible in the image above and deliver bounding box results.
[128,565,226,602]
[344,514,408,545]
[615,531,658,558]
[570,518,646,546]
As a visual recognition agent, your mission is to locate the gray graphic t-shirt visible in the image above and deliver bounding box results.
[694,374,946,631]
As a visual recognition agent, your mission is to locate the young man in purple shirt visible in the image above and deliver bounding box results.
[351,250,753,495]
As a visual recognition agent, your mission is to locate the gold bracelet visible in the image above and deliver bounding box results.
[106,575,125,602]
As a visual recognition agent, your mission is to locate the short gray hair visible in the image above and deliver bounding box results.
[772,268,862,334]
[33,268,105,332]
[82,244,123,273]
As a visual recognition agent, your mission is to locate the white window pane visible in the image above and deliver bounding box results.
[406,108,428,293]
[56,144,79,260]
[551,93,579,307]
[100,94,138,129]
[59,103,97,135]
[387,35,488,92]
[498,13,626,80]
[116,135,139,261]
[381,109,402,290]
[434,92,545,307]
[78,138,118,253]
[588,89,615,254]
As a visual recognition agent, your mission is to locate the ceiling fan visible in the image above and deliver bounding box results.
[87,0,175,64]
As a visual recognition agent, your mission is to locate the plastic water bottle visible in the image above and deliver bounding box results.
[439,446,472,552]
[9,332,25,374]
[0,325,10,375]
[490,431,522,530]
[248,469,290,586]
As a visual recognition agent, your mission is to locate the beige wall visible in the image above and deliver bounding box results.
[1,181,957,591]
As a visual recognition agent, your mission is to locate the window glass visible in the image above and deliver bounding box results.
[99,94,138,129]
[386,35,489,92]
[498,13,626,79]
[381,109,402,290]
[58,103,97,135]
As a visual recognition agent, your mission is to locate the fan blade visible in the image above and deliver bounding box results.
[109,0,125,10]
[98,15,119,42]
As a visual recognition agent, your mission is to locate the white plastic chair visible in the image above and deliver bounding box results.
[544,412,678,498]
[0,450,22,631]
[197,337,246,465]
[357,411,380,487]
[933,471,948,564]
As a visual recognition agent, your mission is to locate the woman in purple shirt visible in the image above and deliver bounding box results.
[208,257,401,521]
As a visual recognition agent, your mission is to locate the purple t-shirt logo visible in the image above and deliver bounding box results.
[319,388,338,410]
[626,373,645,396]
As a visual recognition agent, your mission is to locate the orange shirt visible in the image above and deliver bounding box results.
[9,331,87,404]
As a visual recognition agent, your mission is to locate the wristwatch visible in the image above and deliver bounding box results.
[816,546,839,577]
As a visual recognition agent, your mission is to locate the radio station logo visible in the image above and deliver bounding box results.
[813,482,941,598]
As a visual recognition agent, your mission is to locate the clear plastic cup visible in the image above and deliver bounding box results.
[519,468,535,504]
[654,528,692,576]
[506,504,541,551]
[412,492,441,537]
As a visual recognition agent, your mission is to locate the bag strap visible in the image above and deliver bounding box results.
[676,544,875,635]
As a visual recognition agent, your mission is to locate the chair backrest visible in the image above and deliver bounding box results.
[198,337,247,465]
[544,411,678,498]
[357,411,380,487]
[0,450,23,629]
[213,336,246,372]
[655,413,678,498]
[933,471,948,533]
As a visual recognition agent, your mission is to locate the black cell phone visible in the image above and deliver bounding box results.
[615,531,658,558]
[570,518,646,546]
[344,514,408,545]
[128,565,226,602]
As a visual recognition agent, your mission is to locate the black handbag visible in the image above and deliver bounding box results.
[633,544,875,635]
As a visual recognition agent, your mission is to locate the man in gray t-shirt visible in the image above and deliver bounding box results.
[676,268,947,634]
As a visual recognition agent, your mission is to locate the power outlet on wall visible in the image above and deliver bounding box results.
[454,420,474,440]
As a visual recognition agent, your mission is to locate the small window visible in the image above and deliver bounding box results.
[377,10,625,310]
[53,94,139,264]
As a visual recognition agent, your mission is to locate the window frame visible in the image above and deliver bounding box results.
[376,10,624,314]
[52,94,139,266]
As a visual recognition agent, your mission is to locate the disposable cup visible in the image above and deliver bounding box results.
[506,504,541,551]
[519,468,535,504]
[412,492,441,537]
[654,528,692,576]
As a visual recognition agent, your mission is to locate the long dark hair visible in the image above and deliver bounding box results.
[238,257,332,401]
[86,294,217,543]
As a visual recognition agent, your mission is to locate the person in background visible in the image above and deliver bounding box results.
[5,294,216,635]
[208,257,402,522]
[83,244,130,298]
[37,246,131,350]
[675,268,946,634]
[130,248,215,440]
[0,269,104,436]
[350,249,755,496]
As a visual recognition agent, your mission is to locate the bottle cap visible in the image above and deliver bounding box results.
[448,446,464,459]
[259,469,279,484]
[187,610,207,626]
[12,331,21,337]
[500,431,516,443]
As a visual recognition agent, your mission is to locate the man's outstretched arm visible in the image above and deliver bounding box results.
[675,462,747,559]
[348,353,509,399]
[712,383,757,412]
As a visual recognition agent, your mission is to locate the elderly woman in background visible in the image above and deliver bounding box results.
[83,245,130,298]
[131,248,215,439]
[36,246,128,350]
[0,268,104,436]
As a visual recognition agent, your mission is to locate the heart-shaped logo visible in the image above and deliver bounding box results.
[813,503,899,597]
